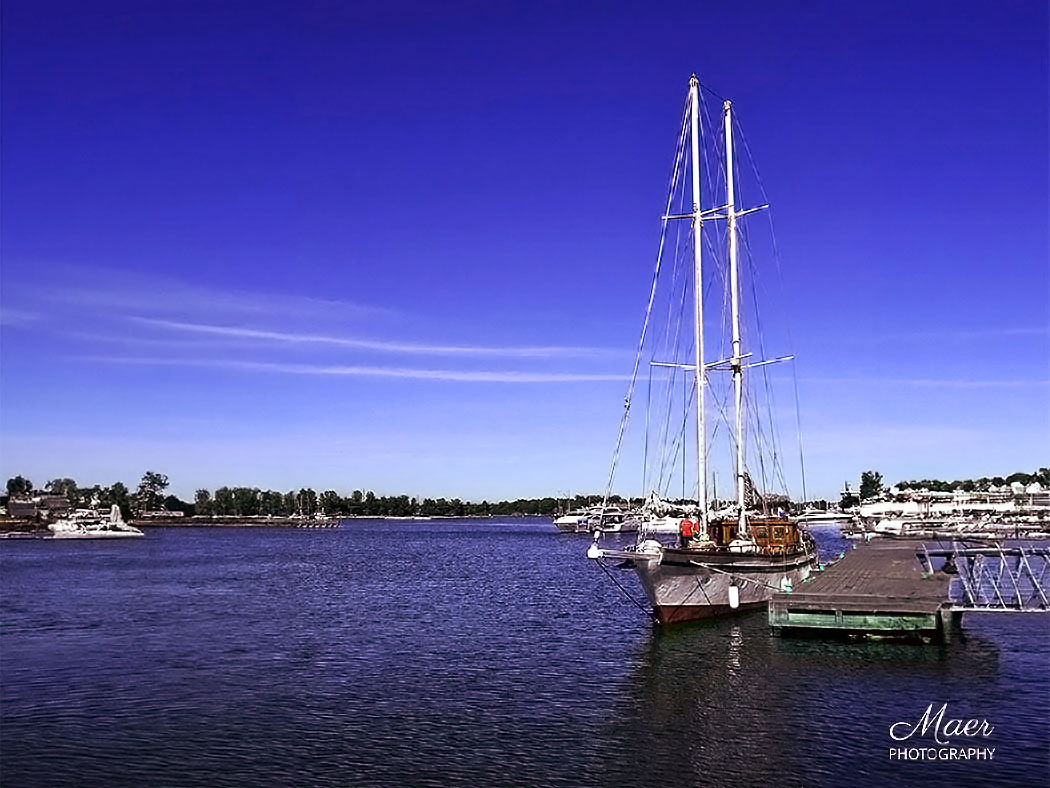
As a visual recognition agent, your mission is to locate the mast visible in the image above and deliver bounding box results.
[724,100,747,537]
[689,75,707,524]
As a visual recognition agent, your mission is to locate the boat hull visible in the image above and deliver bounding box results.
[554,520,588,533]
[654,599,767,624]
[597,520,639,534]
[625,548,819,624]
[50,530,144,539]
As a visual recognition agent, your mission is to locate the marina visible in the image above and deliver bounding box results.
[2,519,1047,787]
[1,1,1047,786]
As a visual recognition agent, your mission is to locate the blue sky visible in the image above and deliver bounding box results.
[2,0,1047,501]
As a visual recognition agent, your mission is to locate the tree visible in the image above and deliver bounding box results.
[163,495,192,514]
[82,484,103,507]
[320,490,343,516]
[6,476,33,496]
[232,487,261,516]
[137,471,170,512]
[260,490,284,517]
[214,487,235,516]
[298,488,317,516]
[859,470,883,500]
[195,489,213,516]
[104,482,131,519]
[45,478,80,505]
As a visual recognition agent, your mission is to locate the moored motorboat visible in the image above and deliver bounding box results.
[554,509,593,533]
[554,505,640,533]
[48,505,144,539]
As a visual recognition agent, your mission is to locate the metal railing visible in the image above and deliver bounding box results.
[919,543,1050,612]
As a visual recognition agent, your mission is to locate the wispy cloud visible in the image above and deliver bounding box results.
[36,265,396,322]
[811,326,1050,345]
[801,377,1049,388]
[0,308,41,327]
[882,327,1049,339]
[128,316,621,359]
[76,355,628,383]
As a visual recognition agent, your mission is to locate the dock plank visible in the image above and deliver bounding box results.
[792,540,948,603]
[770,540,952,640]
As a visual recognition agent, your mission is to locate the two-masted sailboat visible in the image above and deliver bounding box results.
[587,75,818,624]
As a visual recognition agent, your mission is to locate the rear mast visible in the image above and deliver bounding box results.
[724,100,748,538]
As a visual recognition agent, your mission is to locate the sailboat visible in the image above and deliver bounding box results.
[587,75,818,624]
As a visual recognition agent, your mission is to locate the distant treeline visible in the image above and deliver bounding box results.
[194,490,640,518]
[894,468,1049,493]
[2,473,639,518]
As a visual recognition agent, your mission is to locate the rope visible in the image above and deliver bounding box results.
[595,559,660,622]
[688,559,789,594]
[734,112,809,504]
[602,101,690,512]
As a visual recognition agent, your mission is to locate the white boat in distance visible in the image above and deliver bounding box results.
[554,509,591,533]
[554,506,639,534]
[587,75,818,623]
[49,505,144,539]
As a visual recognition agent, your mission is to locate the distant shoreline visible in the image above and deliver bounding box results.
[131,514,553,527]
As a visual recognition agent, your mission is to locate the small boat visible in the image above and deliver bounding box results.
[795,509,848,523]
[555,505,640,533]
[48,505,144,539]
[587,506,640,534]
[554,509,592,533]
[587,75,819,623]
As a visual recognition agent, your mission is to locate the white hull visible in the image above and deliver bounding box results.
[597,518,640,534]
[554,516,589,533]
[599,544,819,623]
[47,506,143,539]
[50,529,144,539]
[639,516,683,535]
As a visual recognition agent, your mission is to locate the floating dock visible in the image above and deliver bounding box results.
[769,540,955,643]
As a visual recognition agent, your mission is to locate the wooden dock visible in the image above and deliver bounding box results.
[769,540,956,642]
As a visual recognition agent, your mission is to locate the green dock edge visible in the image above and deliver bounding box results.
[768,603,961,644]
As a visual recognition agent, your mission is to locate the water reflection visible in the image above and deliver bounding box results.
[602,609,1030,788]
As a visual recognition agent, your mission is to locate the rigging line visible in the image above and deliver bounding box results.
[657,373,696,492]
[663,159,691,351]
[668,570,716,613]
[661,424,686,500]
[737,193,790,498]
[603,102,690,509]
[659,374,700,495]
[595,559,659,622]
[697,80,729,103]
[736,216,788,495]
[734,112,808,503]
[643,362,653,496]
[748,389,774,506]
[687,560,797,593]
[682,371,687,499]
[729,121,785,489]
[651,171,693,493]
[652,161,699,496]
[654,259,692,489]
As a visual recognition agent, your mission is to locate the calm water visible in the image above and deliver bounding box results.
[1,520,1047,787]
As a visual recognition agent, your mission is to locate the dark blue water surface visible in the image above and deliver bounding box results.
[2,520,1047,787]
